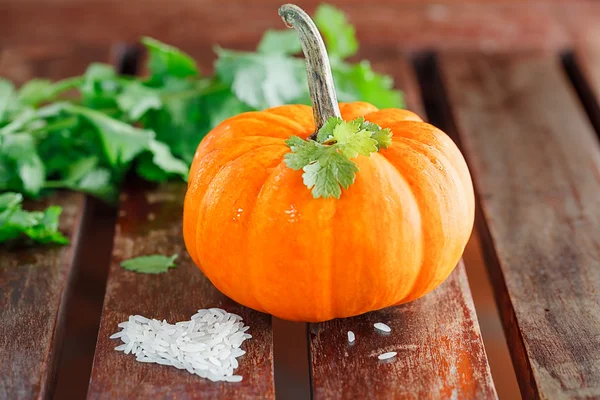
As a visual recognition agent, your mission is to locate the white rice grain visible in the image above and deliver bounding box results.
[378,351,397,360]
[347,331,355,343]
[110,308,251,382]
[374,322,391,332]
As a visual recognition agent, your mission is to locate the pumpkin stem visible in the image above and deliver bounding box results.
[279,4,341,139]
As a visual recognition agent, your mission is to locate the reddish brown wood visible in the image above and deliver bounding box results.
[87,183,275,399]
[0,1,570,52]
[0,46,108,400]
[0,193,85,400]
[309,56,497,399]
[439,53,600,399]
[310,262,498,399]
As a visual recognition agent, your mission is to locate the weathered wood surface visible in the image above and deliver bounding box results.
[439,53,600,399]
[0,0,575,52]
[0,46,107,400]
[309,56,497,400]
[87,183,275,399]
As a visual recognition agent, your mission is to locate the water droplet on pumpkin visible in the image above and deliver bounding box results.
[232,208,244,222]
[284,205,298,222]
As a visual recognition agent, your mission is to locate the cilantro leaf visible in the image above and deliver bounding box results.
[64,104,154,166]
[117,82,162,120]
[357,118,393,149]
[285,116,392,198]
[142,37,199,84]
[23,205,70,244]
[284,136,321,169]
[215,47,307,109]
[332,60,404,109]
[331,119,378,158]
[0,79,16,123]
[121,254,179,274]
[80,63,121,109]
[0,133,45,196]
[314,4,358,60]
[258,30,302,55]
[302,148,358,199]
[17,79,56,107]
[316,116,343,143]
[0,192,68,244]
[146,139,189,180]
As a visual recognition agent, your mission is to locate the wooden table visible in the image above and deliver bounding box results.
[1,1,600,399]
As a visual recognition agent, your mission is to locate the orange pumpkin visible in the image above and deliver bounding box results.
[183,4,474,322]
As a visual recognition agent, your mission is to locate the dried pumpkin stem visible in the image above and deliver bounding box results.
[279,4,341,139]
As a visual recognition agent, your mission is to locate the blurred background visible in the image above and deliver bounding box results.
[2,0,599,399]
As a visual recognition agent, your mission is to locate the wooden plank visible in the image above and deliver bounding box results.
[439,53,600,399]
[87,183,275,399]
[0,1,569,52]
[309,56,497,400]
[0,45,108,400]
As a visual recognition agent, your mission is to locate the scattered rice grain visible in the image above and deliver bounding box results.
[374,322,391,332]
[378,351,397,360]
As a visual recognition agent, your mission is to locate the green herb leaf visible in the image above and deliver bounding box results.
[0,133,45,196]
[285,116,392,198]
[315,116,344,143]
[146,139,189,180]
[332,60,404,109]
[314,4,358,60]
[357,117,393,149]
[0,79,16,123]
[215,47,307,109]
[121,254,179,274]
[331,119,378,158]
[64,104,153,166]
[117,82,162,120]
[0,192,68,244]
[18,79,56,107]
[142,37,199,84]
[258,29,302,55]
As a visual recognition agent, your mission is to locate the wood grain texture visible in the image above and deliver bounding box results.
[309,56,497,400]
[87,183,274,399]
[0,45,107,400]
[0,0,570,52]
[0,193,86,400]
[439,53,600,399]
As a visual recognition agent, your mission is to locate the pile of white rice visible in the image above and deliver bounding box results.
[110,308,251,382]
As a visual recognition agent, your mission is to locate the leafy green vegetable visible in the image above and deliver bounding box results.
[285,116,392,199]
[0,4,404,245]
[121,254,179,274]
[258,29,303,55]
[0,192,69,244]
[143,37,199,84]
[314,4,358,60]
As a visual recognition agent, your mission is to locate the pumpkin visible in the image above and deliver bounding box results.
[183,4,474,322]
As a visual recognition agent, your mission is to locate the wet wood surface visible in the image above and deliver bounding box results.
[440,53,600,399]
[87,183,275,399]
[0,46,108,400]
[309,56,497,400]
